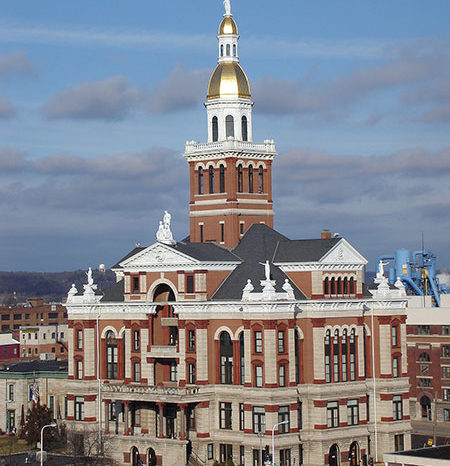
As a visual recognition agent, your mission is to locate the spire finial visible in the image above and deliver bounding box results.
[223,0,231,15]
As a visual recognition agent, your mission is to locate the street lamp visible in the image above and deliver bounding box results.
[257,431,264,466]
[271,420,288,466]
[40,422,57,466]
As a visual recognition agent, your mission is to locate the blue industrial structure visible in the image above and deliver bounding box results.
[377,249,448,307]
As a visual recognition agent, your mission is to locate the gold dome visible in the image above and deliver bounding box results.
[207,62,251,100]
[219,16,238,35]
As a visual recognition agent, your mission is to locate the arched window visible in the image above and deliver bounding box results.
[226,44,231,56]
[349,277,355,294]
[219,164,225,193]
[337,277,342,295]
[241,116,248,141]
[220,45,224,57]
[349,442,360,466]
[324,277,329,295]
[420,395,431,419]
[209,165,214,194]
[331,277,336,295]
[419,352,431,362]
[132,447,140,466]
[198,167,203,195]
[295,329,300,384]
[324,330,331,383]
[220,332,233,384]
[226,115,234,138]
[341,330,348,382]
[239,332,245,385]
[237,164,243,193]
[258,166,264,193]
[333,329,340,382]
[148,448,157,466]
[343,277,348,294]
[212,116,218,142]
[248,165,253,193]
[350,328,356,381]
[106,331,118,380]
[233,44,236,56]
[329,444,340,466]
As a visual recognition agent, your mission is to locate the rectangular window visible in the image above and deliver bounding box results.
[133,362,141,382]
[394,434,404,452]
[279,364,286,387]
[280,448,291,466]
[133,330,140,351]
[6,410,15,433]
[444,388,449,401]
[240,222,244,236]
[347,399,359,425]
[252,406,265,433]
[60,332,64,339]
[220,444,233,463]
[1,325,9,331]
[76,360,83,380]
[132,277,139,294]
[442,367,450,379]
[13,313,21,320]
[1,314,10,321]
[188,363,196,384]
[25,314,30,320]
[442,325,450,335]
[219,402,232,430]
[240,445,245,466]
[207,443,214,460]
[417,325,430,335]
[187,408,195,430]
[239,403,245,431]
[444,409,450,422]
[297,402,303,430]
[391,326,398,346]
[418,378,432,387]
[278,406,290,433]
[255,365,263,387]
[48,395,55,418]
[170,363,177,382]
[199,224,204,243]
[188,330,195,351]
[393,395,403,420]
[442,345,450,358]
[7,384,14,402]
[220,222,225,243]
[327,402,339,428]
[186,275,195,294]
[48,313,58,319]
[393,357,399,377]
[74,397,84,421]
[254,331,262,353]
[278,330,285,353]
[76,330,83,350]
[64,396,68,419]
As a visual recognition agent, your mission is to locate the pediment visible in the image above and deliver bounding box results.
[120,242,199,268]
[320,239,368,265]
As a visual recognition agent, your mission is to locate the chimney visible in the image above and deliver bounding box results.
[321,229,332,239]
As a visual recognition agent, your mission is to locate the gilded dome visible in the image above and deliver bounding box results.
[207,62,251,100]
[219,16,238,35]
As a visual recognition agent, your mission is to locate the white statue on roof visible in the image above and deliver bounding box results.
[86,267,94,286]
[156,211,176,245]
[223,0,231,15]
[259,260,271,282]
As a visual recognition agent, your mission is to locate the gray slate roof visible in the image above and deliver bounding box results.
[273,238,341,263]
[0,359,68,373]
[100,279,124,303]
[112,246,146,269]
[168,241,240,262]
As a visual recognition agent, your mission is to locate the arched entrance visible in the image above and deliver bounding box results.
[420,395,431,419]
[349,441,360,466]
[147,447,157,466]
[329,444,340,466]
[131,446,141,466]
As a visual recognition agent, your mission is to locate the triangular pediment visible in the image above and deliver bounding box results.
[120,242,199,268]
[320,239,368,265]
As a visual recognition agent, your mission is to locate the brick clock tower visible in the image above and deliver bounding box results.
[183,12,277,248]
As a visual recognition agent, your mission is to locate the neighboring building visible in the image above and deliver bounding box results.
[0,360,68,434]
[0,333,20,362]
[0,298,66,335]
[20,324,68,360]
[384,445,450,466]
[406,294,450,443]
[65,4,411,466]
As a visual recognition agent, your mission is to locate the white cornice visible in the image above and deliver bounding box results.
[277,263,365,271]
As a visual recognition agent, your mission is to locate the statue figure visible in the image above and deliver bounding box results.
[259,260,271,282]
[86,267,94,286]
[163,210,171,230]
[282,279,295,299]
[68,284,78,297]
[377,259,388,279]
[243,279,254,293]
[223,0,231,15]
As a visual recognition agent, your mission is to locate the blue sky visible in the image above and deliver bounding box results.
[0,0,449,274]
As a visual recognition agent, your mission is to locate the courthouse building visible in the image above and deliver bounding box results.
[65,3,411,465]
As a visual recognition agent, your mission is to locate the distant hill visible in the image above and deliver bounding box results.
[0,270,116,305]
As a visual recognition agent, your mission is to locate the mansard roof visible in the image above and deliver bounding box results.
[169,241,240,262]
[212,224,306,301]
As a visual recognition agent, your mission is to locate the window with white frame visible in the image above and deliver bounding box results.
[255,365,263,387]
[327,402,339,428]
[393,395,403,420]
[347,399,359,425]
[170,362,177,382]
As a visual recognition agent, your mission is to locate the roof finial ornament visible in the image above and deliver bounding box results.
[156,210,176,246]
[223,0,231,16]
